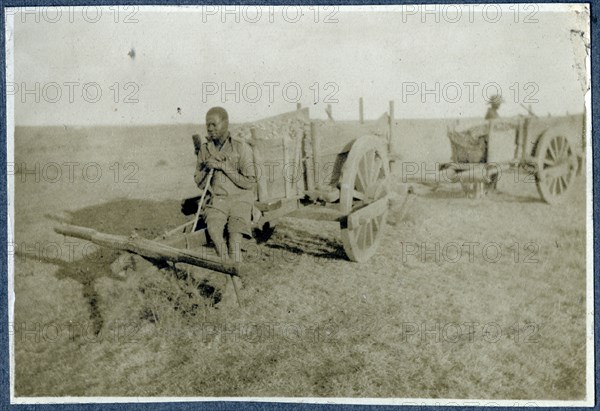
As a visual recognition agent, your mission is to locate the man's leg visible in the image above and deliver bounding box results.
[227,202,253,263]
[228,232,243,263]
[205,207,229,259]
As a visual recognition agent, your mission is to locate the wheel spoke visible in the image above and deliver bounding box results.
[559,175,568,191]
[557,137,567,160]
[558,177,565,194]
[554,138,562,160]
[373,183,386,200]
[372,215,380,233]
[554,178,561,195]
[356,171,367,193]
[546,177,555,194]
[548,140,556,161]
[369,150,377,179]
[364,151,375,185]
[556,176,562,192]
[371,156,383,185]
[355,158,368,192]
[358,224,367,249]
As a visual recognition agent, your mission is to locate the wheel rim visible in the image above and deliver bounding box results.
[339,136,389,262]
[536,133,577,204]
[339,138,389,214]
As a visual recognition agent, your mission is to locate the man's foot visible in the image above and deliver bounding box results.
[213,242,229,263]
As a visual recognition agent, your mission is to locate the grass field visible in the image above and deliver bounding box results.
[11,118,588,400]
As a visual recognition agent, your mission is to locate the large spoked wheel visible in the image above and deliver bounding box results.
[339,135,390,262]
[534,130,578,204]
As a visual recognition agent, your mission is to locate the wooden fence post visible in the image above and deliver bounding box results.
[388,100,395,154]
[359,97,364,124]
[310,122,321,189]
[283,136,291,198]
[326,104,333,121]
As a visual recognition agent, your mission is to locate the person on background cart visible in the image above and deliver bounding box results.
[485,94,503,120]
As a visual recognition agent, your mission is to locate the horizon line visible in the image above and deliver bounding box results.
[13,112,585,129]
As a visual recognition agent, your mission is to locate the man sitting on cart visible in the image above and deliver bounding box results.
[194,107,257,263]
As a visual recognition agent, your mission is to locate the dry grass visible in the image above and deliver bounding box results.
[12,123,587,400]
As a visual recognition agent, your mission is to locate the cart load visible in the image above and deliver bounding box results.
[447,122,490,164]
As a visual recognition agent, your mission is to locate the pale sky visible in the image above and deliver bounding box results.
[8,5,590,125]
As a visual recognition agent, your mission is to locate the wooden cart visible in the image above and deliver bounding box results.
[245,108,392,262]
[441,115,582,203]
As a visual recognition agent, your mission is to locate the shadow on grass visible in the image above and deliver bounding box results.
[487,190,545,204]
[264,224,347,261]
[415,183,542,204]
[15,247,115,334]
[39,198,191,333]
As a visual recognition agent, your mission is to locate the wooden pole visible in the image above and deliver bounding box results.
[283,136,291,198]
[310,122,321,189]
[326,104,333,121]
[359,97,364,124]
[228,275,243,308]
[55,224,243,276]
[251,128,268,201]
[292,131,302,195]
[388,100,395,153]
[191,169,213,232]
[304,128,315,192]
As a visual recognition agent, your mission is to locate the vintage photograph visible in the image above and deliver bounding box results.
[6,4,592,406]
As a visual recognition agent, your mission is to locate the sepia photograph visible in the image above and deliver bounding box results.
[4,3,593,407]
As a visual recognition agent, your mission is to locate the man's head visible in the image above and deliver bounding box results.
[488,95,503,109]
[205,107,229,143]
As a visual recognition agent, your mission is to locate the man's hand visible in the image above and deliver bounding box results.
[212,151,227,162]
[206,158,226,171]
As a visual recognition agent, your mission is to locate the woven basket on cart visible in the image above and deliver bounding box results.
[447,122,490,163]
